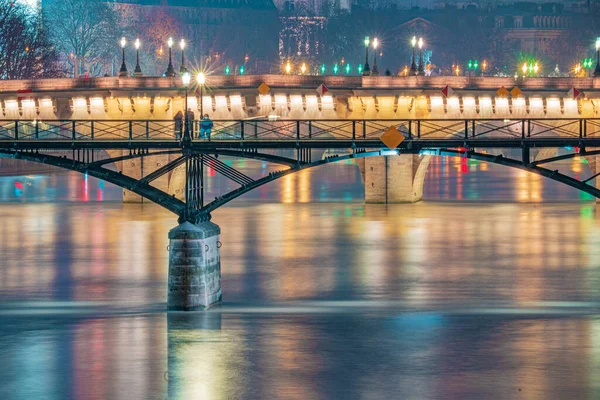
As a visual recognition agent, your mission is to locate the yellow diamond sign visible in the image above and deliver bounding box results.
[510,86,523,97]
[496,86,509,97]
[258,83,271,95]
[380,126,404,150]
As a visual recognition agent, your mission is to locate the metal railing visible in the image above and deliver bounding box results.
[0,118,598,142]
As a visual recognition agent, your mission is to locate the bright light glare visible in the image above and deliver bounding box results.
[546,98,560,111]
[495,97,509,109]
[463,97,476,110]
[197,72,206,85]
[215,96,227,108]
[373,38,379,49]
[181,71,191,86]
[530,98,543,109]
[447,97,460,109]
[180,39,185,50]
[479,97,492,108]
[430,96,443,107]
[73,98,87,108]
[418,37,423,49]
[411,36,416,47]
[230,95,242,106]
[134,39,140,50]
[167,37,173,48]
[291,95,303,106]
[90,97,104,107]
[120,37,126,48]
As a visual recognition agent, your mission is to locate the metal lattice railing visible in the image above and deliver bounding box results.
[0,118,597,142]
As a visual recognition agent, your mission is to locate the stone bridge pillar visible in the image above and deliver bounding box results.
[168,221,222,311]
[359,154,432,203]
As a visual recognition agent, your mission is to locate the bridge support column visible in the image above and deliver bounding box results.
[168,221,222,311]
[362,154,431,203]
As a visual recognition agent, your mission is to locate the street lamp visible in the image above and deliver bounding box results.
[409,36,417,76]
[482,60,487,76]
[533,63,539,75]
[181,71,191,143]
[417,37,424,75]
[133,39,142,77]
[455,65,460,76]
[372,38,380,76]
[197,72,206,117]
[522,62,528,76]
[285,60,292,74]
[301,63,307,74]
[165,37,175,77]
[179,39,186,74]
[362,36,371,76]
[595,37,600,77]
[119,37,128,77]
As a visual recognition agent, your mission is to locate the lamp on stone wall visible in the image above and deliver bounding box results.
[165,37,175,77]
[119,37,128,77]
[134,39,142,77]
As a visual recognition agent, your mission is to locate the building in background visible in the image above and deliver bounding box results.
[111,0,279,75]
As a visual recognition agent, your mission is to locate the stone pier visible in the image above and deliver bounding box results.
[359,154,432,203]
[167,221,222,311]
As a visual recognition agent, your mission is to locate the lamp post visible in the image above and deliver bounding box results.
[595,37,600,77]
[197,72,206,117]
[372,38,379,76]
[165,37,175,77]
[417,37,424,75]
[133,39,142,77]
[362,36,371,76]
[119,37,128,77]
[179,39,186,74]
[409,36,417,76]
[181,71,191,144]
[482,60,487,77]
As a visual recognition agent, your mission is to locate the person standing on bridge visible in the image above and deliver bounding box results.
[200,114,213,140]
[173,110,183,140]
[186,108,196,138]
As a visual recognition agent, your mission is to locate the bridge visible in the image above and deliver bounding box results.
[1,75,600,311]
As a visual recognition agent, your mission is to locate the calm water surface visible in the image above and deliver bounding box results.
[1,156,600,399]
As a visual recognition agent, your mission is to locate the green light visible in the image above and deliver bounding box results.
[474,60,479,70]
[345,63,351,74]
[529,63,533,73]
[225,65,231,75]
[321,63,326,75]
[358,64,363,74]
[239,65,245,75]
[468,60,472,69]
[364,36,370,48]
[333,64,339,75]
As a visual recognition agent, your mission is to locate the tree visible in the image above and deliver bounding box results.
[45,0,119,77]
[0,0,60,79]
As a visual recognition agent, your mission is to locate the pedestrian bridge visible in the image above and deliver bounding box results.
[2,75,600,310]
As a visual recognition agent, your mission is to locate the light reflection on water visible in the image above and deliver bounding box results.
[1,154,600,399]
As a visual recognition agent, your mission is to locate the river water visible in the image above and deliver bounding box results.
[1,155,600,399]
